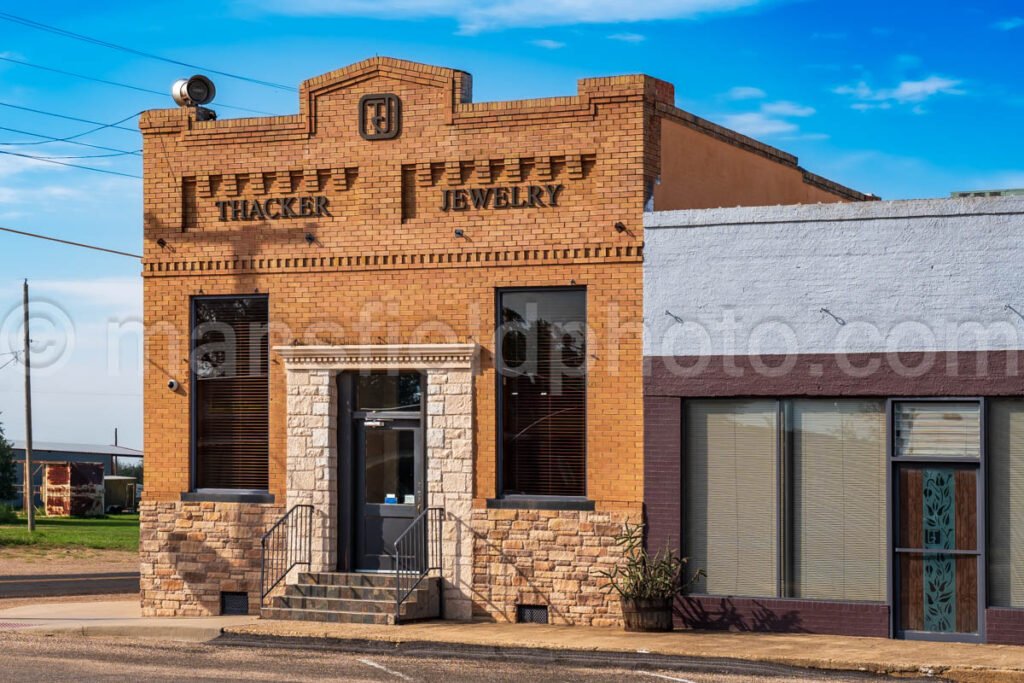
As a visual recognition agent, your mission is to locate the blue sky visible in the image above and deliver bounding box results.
[0,0,1021,448]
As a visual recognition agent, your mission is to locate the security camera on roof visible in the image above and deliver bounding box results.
[171,75,216,107]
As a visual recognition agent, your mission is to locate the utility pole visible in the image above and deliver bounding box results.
[22,279,35,532]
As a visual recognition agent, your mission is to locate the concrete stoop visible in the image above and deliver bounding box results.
[261,572,440,625]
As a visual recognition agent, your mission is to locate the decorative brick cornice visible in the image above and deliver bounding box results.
[142,243,643,277]
[275,343,479,371]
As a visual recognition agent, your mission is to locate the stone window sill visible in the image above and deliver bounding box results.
[180,490,275,504]
[486,497,595,512]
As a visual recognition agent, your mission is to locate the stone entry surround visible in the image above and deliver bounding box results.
[277,344,477,620]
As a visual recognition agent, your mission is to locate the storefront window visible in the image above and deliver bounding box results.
[788,399,886,601]
[894,402,981,459]
[191,295,269,490]
[685,400,778,597]
[684,398,887,601]
[497,288,586,498]
[988,400,1024,608]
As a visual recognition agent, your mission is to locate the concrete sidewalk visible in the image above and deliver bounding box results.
[225,619,1024,683]
[0,598,256,642]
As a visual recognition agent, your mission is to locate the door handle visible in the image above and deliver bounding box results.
[364,420,385,428]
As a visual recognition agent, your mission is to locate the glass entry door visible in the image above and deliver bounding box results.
[354,419,422,570]
[349,372,424,572]
[892,401,983,640]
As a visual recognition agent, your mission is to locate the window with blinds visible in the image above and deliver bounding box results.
[787,400,887,601]
[497,288,586,497]
[685,400,778,597]
[191,296,269,490]
[988,400,1024,607]
[894,401,981,458]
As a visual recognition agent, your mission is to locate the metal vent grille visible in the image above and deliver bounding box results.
[221,591,249,616]
[516,604,549,624]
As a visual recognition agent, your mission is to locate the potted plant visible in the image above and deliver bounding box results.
[599,522,704,632]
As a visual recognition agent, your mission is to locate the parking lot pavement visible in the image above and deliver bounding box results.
[0,571,139,598]
[0,632,925,683]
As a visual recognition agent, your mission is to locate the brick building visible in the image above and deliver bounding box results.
[644,197,1024,644]
[139,57,865,623]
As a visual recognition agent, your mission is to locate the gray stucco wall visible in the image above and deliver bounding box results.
[643,197,1024,358]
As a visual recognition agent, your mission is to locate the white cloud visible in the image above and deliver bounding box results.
[760,100,815,117]
[834,76,965,110]
[246,0,769,34]
[720,112,798,136]
[531,39,565,49]
[608,32,646,42]
[993,17,1024,31]
[719,94,817,138]
[0,152,60,178]
[724,86,766,100]
[29,277,142,313]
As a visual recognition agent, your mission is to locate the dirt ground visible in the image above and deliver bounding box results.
[0,546,138,575]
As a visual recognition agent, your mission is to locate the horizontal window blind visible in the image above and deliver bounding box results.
[192,296,269,490]
[788,400,886,601]
[499,289,586,497]
[989,400,1024,607]
[894,402,980,458]
[685,400,777,597]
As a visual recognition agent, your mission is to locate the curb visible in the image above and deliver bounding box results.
[18,623,228,642]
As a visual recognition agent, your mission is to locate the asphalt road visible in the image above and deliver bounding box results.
[0,572,140,598]
[0,632,939,682]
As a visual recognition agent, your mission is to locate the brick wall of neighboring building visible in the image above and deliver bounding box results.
[140,57,863,618]
[677,596,890,638]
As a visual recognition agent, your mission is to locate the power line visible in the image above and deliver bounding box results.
[0,356,19,372]
[0,225,141,259]
[0,125,142,155]
[0,55,274,115]
[0,148,141,178]
[28,150,140,160]
[0,102,139,134]
[0,11,297,92]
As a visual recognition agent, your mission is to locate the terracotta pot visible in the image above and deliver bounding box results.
[621,597,674,632]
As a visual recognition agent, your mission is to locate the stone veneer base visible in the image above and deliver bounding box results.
[470,508,635,626]
[140,500,283,616]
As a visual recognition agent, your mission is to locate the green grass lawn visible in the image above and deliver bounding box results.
[0,514,139,551]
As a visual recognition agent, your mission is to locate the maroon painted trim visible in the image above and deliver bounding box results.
[644,396,681,555]
[985,608,1024,645]
[645,351,1024,398]
[677,596,889,638]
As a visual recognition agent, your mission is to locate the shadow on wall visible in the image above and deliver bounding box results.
[676,596,808,633]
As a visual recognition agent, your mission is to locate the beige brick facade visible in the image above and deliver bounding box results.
[139,57,863,622]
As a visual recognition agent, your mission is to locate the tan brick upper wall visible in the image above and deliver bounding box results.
[140,57,865,510]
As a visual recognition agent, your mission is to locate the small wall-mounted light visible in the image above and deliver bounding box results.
[614,222,627,233]
[305,233,316,246]
[156,238,167,248]
[454,228,466,238]
[570,279,577,286]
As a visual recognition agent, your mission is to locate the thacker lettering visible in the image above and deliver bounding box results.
[216,196,331,221]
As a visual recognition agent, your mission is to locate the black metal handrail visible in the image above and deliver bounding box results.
[260,504,314,607]
[394,506,444,624]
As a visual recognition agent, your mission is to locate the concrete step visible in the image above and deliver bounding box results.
[261,606,393,625]
[296,572,405,588]
[288,582,428,602]
[263,573,441,624]
[273,595,410,615]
